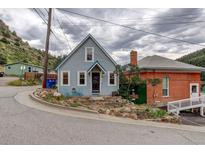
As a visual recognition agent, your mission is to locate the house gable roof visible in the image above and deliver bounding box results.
[138,55,205,71]
[87,60,106,73]
[56,34,117,70]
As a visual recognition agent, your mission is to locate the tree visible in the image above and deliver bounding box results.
[0,37,10,44]
[118,64,145,100]
[12,31,17,36]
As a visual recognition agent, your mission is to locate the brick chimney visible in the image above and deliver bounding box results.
[130,50,137,66]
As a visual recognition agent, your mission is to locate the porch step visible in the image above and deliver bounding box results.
[89,96,104,101]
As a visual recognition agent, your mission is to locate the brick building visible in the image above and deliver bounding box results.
[125,51,205,104]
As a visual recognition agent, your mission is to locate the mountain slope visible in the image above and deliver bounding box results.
[177,48,205,67]
[0,19,58,69]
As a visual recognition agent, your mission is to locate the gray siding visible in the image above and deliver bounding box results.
[58,37,118,96]
[5,63,43,76]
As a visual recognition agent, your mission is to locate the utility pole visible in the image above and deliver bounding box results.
[43,8,52,88]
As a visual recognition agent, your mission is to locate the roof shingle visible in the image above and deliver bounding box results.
[138,55,205,71]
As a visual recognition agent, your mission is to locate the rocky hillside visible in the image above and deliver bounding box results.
[0,19,58,69]
[177,48,205,67]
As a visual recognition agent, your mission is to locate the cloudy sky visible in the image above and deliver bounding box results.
[0,8,205,64]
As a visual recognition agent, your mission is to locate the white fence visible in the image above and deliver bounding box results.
[167,95,205,116]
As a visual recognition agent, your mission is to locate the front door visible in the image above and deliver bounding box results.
[190,83,199,98]
[92,72,100,94]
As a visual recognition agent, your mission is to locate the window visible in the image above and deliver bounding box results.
[162,77,169,96]
[192,85,197,93]
[108,71,116,86]
[61,71,70,86]
[78,71,86,86]
[85,47,94,62]
[8,66,11,69]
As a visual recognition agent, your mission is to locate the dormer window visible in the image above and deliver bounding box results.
[85,47,94,62]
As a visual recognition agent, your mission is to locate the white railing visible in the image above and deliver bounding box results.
[167,95,205,116]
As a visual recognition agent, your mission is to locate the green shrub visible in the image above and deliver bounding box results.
[14,42,20,46]
[2,31,11,38]
[0,38,10,44]
[147,108,167,119]
[44,94,54,102]
[12,31,17,36]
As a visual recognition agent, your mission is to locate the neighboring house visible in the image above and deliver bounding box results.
[56,34,119,96]
[125,51,205,104]
[4,62,44,76]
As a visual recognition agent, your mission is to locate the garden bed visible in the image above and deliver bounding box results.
[34,88,181,124]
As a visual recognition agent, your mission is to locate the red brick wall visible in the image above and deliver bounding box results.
[139,71,201,104]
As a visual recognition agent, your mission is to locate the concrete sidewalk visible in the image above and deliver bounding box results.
[15,90,205,133]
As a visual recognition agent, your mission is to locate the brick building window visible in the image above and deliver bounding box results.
[162,77,169,96]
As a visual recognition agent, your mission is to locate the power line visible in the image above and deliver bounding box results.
[55,20,205,26]
[57,10,84,32]
[58,9,205,48]
[37,8,48,20]
[33,8,48,25]
[53,10,72,51]
[32,8,70,49]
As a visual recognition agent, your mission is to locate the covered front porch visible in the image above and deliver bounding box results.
[87,61,106,95]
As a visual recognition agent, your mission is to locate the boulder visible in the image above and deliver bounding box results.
[40,91,48,97]
[121,113,129,118]
[122,107,132,113]
[53,92,61,97]
[105,109,110,114]
[128,113,138,120]
[98,108,106,114]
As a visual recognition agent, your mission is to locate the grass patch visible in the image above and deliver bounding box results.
[8,79,40,86]
[70,103,81,107]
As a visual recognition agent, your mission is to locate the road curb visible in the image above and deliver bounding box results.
[29,91,98,114]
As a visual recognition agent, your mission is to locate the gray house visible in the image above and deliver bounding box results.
[56,34,119,96]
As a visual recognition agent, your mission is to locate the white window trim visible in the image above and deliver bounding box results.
[108,71,117,86]
[61,71,70,86]
[85,47,94,62]
[162,77,169,97]
[77,71,87,86]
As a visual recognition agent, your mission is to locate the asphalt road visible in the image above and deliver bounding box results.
[1,86,205,144]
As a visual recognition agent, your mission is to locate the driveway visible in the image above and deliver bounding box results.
[1,86,205,144]
[0,76,18,86]
[181,112,205,126]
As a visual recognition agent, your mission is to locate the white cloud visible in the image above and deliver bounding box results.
[1,8,205,65]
